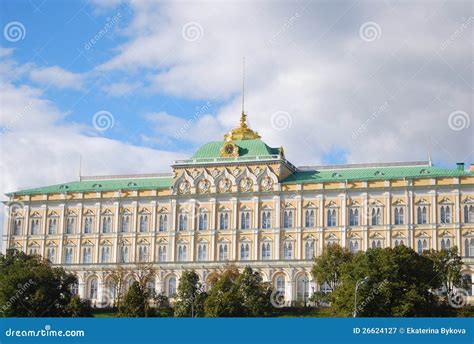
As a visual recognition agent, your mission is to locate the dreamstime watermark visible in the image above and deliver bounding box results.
[268,12,301,44]
[447,287,469,309]
[5,325,85,338]
[352,96,394,140]
[270,110,292,131]
[359,21,381,42]
[5,200,26,220]
[448,110,470,131]
[92,110,115,131]
[439,16,473,51]
[1,279,36,313]
[270,290,286,308]
[3,21,26,42]
[84,12,122,50]
[181,21,204,42]
[173,101,212,139]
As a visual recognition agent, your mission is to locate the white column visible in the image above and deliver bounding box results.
[274,195,281,260]
[341,193,347,248]
[112,201,120,262]
[150,201,157,262]
[58,204,65,263]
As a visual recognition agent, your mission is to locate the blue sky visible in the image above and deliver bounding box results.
[0,0,472,199]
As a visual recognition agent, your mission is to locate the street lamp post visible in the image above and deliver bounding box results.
[353,277,369,318]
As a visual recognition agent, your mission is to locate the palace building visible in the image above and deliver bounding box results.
[3,111,474,306]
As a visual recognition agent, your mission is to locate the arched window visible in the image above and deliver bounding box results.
[349,208,359,226]
[464,205,474,223]
[177,244,187,261]
[159,214,168,232]
[296,275,309,302]
[465,238,474,257]
[394,207,404,225]
[371,208,382,225]
[167,277,176,297]
[417,206,427,224]
[219,212,229,230]
[12,219,22,235]
[121,215,130,233]
[219,243,229,261]
[89,278,98,299]
[158,245,167,262]
[66,217,75,234]
[276,276,285,294]
[120,246,129,263]
[101,246,110,263]
[240,211,250,229]
[65,247,74,264]
[240,243,250,260]
[84,217,93,234]
[282,241,293,260]
[138,245,148,262]
[349,240,359,254]
[102,216,111,233]
[139,215,149,232]
[305,240,315,259]
[305,209,315,227]
[261,242,271,260]
[440,205,451,224]
[197,244,207,261]
[46,247,55,263]
[48,218,57,234]
[327,209,337,227]
[416,239,428,254]
[198,210,208,230]
[83,247,92,264]
[30,219,40,235]
[371,239,382,249]
[283,210,293,228]
[262,211,271,229]
[178,213,188,231]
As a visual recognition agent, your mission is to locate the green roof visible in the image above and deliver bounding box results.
[192,139,280,159]
[9,177,172,196]
[282,165,473,184]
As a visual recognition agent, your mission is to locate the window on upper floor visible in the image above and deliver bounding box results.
[30,218,40,235]
[48,218,57,235]
[327,209,337,227]
[120,215,130,233]
[464,238,474,257]
[158,245,167,262]
[262,210,272,229]
[349,240,360,254]
[219,212,229,230]
[46,247,56,263]
[282,210,293,229]
[440,205,451,224]
[440,238,452,250]
[240,243,250,260]
[371,208,382,226]
[394,207,404,225]
[65,247,74,264]
[197,244,207,261]
[198,210,208,231]
[282,241,293,260]
[305,209,315,228]
[371,239,382,249]
[139,215,149,233]
[138,245,148,262]
[12,219,22,235]
[177,244,187,262]
[305,240,315,260]
[159,214,168,232]
[240,211,251,229]
[261,242,271,260]
[394,239,405,247]
[178,213,188,231]
[66,217,75,234]
[218,243,229,261]
[416,239,428,254]
[120,246,129,263]
[101,246,110,263]
[83,247,92,264]
[84,217,93,234]
[102,216,112,233]
[417,206,428,224]
[348,208,359,226]
[464,205,474,223]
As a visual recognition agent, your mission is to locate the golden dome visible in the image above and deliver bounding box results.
[224,111,261,142]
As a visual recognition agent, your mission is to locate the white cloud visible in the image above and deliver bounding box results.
[95,1,473,166]
[102,80,143,96]
[29,66,85,90]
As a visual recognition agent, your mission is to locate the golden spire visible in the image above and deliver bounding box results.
[223,58,261,142]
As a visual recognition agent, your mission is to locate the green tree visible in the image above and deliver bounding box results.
[332,246,445,317]
[204,266,244,317]
[0,249,77,317]
[154,292,173,317]
[118,282,154,317]
[65,295,93,317]
[174,270,207,317]
[424,247,463,295]
[237,266,273,317]
[311,244,352,292]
